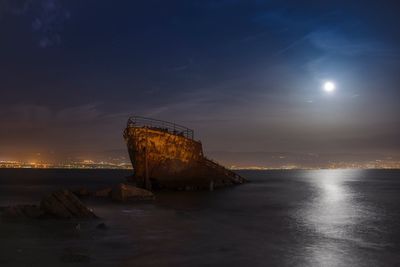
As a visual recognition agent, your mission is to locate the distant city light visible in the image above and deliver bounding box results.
[1,159,400,170]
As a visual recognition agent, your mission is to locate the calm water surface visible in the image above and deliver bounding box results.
[0,169,399,266]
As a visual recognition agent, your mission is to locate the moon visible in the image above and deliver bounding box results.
[323,81,336,93]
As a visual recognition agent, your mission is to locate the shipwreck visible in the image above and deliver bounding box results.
[123,116,247,190]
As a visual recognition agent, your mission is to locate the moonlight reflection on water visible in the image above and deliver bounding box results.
[0,169,399,266]
[302,170,367,266]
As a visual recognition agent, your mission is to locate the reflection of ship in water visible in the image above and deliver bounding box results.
[123,116,247,190]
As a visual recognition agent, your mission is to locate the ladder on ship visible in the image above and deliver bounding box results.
[203,158,246,184]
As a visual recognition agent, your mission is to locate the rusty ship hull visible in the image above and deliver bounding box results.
[123,116,246,190]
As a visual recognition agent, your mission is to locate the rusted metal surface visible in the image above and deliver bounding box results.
[124,116,246,190]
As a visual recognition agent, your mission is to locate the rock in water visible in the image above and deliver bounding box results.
[111,183,155,201]
[40,190,97,219]
[96,222,108,230]
[2,205,44,219]
[72,187,91,197]
[60,248,91,263]
[94,187,112,197]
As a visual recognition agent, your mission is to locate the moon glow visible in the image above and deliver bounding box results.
[323,81,336,93]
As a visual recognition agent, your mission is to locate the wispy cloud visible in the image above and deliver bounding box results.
[253,8,320,32]
[251,7,395,56]
[32,0,70,48]
[307,30,393,56]
[0,103,128,130]
[0,0,70,48]
[0,102,133,158]
[0,0,32,16]
[202,0,241,9]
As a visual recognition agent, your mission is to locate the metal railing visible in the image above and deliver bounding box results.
[126,116,194,140]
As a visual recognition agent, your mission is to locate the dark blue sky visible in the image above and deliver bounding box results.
[1,0,399,166]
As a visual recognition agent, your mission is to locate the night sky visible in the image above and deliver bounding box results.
[1,0,399,167]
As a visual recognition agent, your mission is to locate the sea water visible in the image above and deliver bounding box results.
[0,169,399,266]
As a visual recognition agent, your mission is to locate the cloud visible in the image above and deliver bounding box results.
[168,65,189,72]
[0,103,131,156]
[56,103,102,123]
[0,0,32,16]
[0,103,124,130]
[31,0,70,48]
[253,8,320,31]
[253,8,399,57]
[202,0,242,9]
[307,30,390,56]
[0,0,70,48]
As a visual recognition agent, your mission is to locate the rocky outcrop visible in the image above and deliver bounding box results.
[1,204,44,219]
[40,190,97,219]
[111,183,155,201]
[1,190,97,219]
[1,185,155,220]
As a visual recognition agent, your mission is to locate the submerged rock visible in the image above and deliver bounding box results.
[40,190,97,219]
[60,253,91,263]
[60,248,91,263]
[96,222,108,230]
[72,187,91,197]
[111,183,155,201]
[94,187,112,197]
[1,204,44,219]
